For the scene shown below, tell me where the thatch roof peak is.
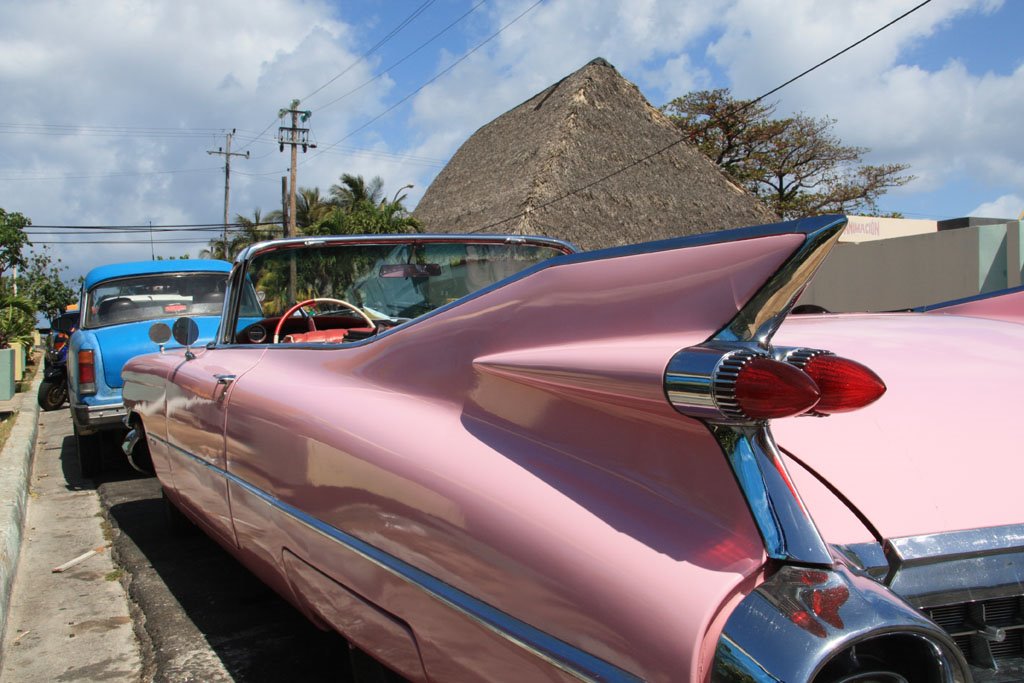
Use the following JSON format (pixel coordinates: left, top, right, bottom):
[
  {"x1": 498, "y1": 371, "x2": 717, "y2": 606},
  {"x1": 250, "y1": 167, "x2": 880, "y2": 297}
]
[
  {"x1": 414, "y1": 58, "x2": 776, "y2": 250},
  {"x1": 585, "y1": 56, "x2": 614, "y2": 69}
]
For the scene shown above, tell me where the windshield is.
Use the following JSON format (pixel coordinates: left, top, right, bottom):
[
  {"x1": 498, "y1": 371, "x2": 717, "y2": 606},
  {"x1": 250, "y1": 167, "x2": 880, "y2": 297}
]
[
  {"x1": 233, "y1": 240, "x2": 567, "y2": 341},
  {"x1": 84, "y1": 272, "x2": 228, "y2": 329}
]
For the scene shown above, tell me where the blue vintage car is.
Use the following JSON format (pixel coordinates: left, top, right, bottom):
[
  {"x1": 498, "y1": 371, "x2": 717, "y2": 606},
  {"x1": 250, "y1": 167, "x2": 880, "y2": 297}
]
[{"x1": 68, "y1": 259, "x2": 232, "y2": 476}]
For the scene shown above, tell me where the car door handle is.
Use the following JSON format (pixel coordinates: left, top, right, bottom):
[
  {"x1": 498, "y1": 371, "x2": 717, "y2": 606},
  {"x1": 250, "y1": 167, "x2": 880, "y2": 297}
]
[{"x1": 213, "y1": 374, "x2": 236, "y2": 403}]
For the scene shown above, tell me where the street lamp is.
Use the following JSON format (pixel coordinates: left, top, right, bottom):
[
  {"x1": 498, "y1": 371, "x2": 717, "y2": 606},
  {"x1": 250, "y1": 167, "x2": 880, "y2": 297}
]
[{"x1": 392, "y1": 184, "x2": 414, "y2": 205}]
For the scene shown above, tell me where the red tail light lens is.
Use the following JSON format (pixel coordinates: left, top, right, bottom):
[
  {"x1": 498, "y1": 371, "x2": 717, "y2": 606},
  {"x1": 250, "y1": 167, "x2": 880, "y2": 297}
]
[
  {"x1": 734, "y1": 358, "x2": 821, "y2": 419},
  {"x1": 802, "y1": 355, "x2": 886, "y2": 414},
  {"x1": 78, "y1": 349, "x2": 96, "y2": 395}
]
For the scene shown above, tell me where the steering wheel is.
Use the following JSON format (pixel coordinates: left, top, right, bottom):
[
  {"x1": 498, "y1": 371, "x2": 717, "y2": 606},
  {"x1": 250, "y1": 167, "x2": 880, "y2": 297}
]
[{"x1": 273, "y1": 298, "x2": 376, "y2": 343}]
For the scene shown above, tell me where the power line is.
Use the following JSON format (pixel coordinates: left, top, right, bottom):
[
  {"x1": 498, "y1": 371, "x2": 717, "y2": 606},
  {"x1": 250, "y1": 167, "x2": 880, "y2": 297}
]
[
  {"x1": 310, "y1": 0, "x2": 489, "y2": 114},
  {"x1": 231, "y1": 134, "x2": 448, "y2": 167},
  {"x1": 29, "y1": 238, "x2": 242, "y2": 245},
  {"x1": 0, "y1": 123, "x2": 227, "y2": 138},
  {"x1": 307, "y1": 0, "x2": 542, "y2": 164},
  {"x1": 466, "y1": 0, "x2": 935, "y2": 233},
  {"x1": 0, "y1": 167, "x2": 222, "y2": 181},
  {"x1": 301, "y1": 0, "x2": 437, "y2": 103},
  {"x1": 25, "y1": 222, "x2": 264, "y2": 229},
  {"x1": 236, "y1": 1, "x2": 440, "y2": 157},
  {"x1": 26, "y1": 228, "x2": 250, "y2": 235}
]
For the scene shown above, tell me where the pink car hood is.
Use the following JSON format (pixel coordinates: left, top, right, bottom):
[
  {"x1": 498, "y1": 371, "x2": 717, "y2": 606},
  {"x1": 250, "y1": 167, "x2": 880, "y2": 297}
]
[{"x1": 771, "y1": 311, "x2": 1024, "y2": 544}]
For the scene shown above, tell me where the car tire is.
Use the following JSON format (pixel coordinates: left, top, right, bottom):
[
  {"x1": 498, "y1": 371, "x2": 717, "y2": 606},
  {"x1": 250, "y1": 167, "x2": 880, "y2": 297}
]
[
  {"x1": 37, "y1": 380, "x2": 68, "y2": 411},
  {"x1": 76, "y1": 430, "x2": 103, "y2": 478}
]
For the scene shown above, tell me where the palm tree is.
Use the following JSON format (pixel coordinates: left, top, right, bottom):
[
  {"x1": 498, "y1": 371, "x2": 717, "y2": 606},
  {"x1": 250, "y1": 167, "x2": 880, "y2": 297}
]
[
  {"x1": 296, "y1": 188, "x2": 333, "y2": 229},
  {"x1": 329, "y1": 174, "x2": 384, "y2": 211},
  {"x1": 201, "y1": 208, "x2": 283, "y2": 261},
  {"x1": 199, "y1": 237, "x2": 232, "y2": 261},
  {"x1": 234, "y1": 208, "x2": 283, "y2": 249}
]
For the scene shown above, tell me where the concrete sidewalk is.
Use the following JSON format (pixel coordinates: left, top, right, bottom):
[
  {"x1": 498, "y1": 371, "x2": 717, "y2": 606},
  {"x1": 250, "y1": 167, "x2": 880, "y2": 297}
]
[
  {"x1": 0, "y1": 363, "x2": 43, "y2": 648},
  {"x1": 0, "y1": 365, "x2": 144, "y2": 681}
]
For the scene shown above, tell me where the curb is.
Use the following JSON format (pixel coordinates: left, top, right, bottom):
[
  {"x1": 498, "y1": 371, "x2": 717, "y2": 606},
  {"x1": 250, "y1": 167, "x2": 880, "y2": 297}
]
[{"x1": 0, "y1": 361, "x2": 44, "y2": 651}]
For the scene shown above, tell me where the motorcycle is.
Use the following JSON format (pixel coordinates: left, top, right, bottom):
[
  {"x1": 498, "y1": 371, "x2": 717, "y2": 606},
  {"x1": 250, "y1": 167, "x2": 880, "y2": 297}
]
[{"x1": 38, "y1": 311, "x2": 76, "y2": 412}]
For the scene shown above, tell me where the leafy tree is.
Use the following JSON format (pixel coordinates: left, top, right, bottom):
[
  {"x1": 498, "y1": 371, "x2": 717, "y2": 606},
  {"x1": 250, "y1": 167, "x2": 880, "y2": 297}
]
[
  {"x1": 20, "y1": 247, "x2": 76, "y2": 323},
  {"x1": 0, "y1": 208, "x2": 37, "y2": 347},
  {"x1": 662, "y1": 89, "x2": 913, "y2": 219},
  {"x1": 0, "y1": 208, "x2": 31, "y2": 276}
]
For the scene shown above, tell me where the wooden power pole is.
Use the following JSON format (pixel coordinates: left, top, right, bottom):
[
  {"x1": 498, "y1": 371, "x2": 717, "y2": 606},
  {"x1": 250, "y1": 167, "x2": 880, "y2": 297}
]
[
  {"x1": 207, "y1": 129, "x2": 249, "y2": 255},
  {"x1": 277, "y1": 100, "x2": 316, "y2": 238}
]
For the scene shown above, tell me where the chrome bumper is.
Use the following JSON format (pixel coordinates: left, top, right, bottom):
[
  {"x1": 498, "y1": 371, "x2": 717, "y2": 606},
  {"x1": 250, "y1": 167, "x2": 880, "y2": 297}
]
[
  {"x1": 72, "y1": 402, "x2": 127, "y2": 434},
  {"x1": 711, "y1": 561, "x2": 970, "y2": 682}
]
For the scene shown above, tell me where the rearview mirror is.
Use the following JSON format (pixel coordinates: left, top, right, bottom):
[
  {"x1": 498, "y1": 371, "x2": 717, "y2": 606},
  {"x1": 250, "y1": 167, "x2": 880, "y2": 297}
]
[{"x1": 379, "y1": 263, "x2": 442, "y2": 278}]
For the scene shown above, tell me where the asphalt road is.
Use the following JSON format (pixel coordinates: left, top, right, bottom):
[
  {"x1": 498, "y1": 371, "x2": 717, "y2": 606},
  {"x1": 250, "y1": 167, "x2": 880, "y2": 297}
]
[
  {"x1": 93, "y1": 437, "x2": 352, "y2": 683},
  {"x1": 5, "y1": 403, "x2": 361, "y2": 682}
]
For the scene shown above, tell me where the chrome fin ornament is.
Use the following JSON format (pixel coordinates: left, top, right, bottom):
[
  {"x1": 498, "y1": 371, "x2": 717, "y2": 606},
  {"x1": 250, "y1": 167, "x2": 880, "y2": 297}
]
[
  {"x1": 714, "y1": 214, "x2": 847, "y2": 347},
  {"x1": 665, "y1": 215, "x2": 847, "y2": 567}
]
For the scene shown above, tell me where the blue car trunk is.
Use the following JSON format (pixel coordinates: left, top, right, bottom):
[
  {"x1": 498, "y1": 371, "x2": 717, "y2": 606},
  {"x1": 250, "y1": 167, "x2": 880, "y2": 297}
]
[{"x1": 92, "y1": 317, "x2": 220, "y2": 389}]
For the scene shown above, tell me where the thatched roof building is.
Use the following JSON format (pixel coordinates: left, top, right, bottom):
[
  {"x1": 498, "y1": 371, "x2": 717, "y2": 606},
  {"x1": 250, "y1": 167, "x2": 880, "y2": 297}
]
[{"x1": 414, "y1": 58, "x2": 777, "y2": 250}]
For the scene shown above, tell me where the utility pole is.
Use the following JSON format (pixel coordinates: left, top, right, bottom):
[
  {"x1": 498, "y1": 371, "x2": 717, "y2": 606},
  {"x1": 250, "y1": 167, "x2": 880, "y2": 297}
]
[
  {"x1": 281, "y1": 176, "x2": 289, "y2": 234},
  {"x1": 277, "y1": 100, "x2": 316, "y2": 238},
  {"x1": 207, "y1": 129, "x2": 249, "y2": 255}
]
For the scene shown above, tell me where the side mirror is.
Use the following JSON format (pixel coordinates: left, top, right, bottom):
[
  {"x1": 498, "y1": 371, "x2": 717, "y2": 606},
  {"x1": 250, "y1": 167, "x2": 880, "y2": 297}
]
[
  {"x1": 172, "y1": 317, "x2": 200, "y2": 360},
  {"x1": 172, "y1": 317, "x2": 200, "y2": 346},
  {"x1": 149, "y1": 322, "x2": 172, "y2": 353}
]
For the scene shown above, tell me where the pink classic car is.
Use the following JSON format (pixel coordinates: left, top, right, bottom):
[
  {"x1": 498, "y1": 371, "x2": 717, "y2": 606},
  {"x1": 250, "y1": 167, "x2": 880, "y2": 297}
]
[{"x1": 121, "y1": 215, "x2": 1023, "y2": 682}]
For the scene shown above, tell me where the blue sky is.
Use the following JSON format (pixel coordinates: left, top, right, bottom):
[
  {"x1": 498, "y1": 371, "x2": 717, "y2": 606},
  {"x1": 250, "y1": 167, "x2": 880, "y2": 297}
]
[{"x1": 1, "y1": 0, "x2": 1022, "y2": 278}]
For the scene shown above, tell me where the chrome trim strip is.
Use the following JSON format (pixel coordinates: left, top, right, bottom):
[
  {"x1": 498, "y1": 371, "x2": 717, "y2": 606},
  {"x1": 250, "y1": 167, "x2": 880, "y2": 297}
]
[
  {"x1": 153, "y1": 435, "x2": 640, "y2": 683},
  {"x1": 712, "y1": 424, "x2": 832, "y2": 566}
]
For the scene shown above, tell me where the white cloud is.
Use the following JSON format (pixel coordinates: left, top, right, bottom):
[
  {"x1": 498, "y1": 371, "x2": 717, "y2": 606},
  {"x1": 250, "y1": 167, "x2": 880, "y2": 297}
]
[
  {"x1": 970, "y1": 194, "x2": 1024, "y2": 219},
  {"x1": 0, "y1": 0, "x2": 393, "y2": 275},
  {"x1": 699, "y1": 0, "x2": 1023, "y2": 208}
]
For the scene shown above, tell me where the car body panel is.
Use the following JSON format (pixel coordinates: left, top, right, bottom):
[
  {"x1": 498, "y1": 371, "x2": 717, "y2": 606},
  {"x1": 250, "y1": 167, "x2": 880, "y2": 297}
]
[{"x1": 773, "y1": 312, "x2": 1024, "y2": 542}]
